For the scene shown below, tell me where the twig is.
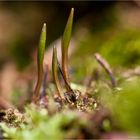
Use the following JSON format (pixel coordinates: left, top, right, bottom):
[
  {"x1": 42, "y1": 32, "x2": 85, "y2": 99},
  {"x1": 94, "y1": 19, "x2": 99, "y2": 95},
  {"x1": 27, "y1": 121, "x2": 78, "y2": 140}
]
[{"x1": 94, "y1": 53, "x2": 116, "y2": 87}]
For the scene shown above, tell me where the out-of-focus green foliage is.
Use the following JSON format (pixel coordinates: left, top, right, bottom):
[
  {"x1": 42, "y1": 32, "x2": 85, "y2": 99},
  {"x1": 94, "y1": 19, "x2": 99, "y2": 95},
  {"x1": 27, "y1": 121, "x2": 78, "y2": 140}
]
[
  {"x1": 71, "y1": 29, "x2": 140, "y2": 82},
  {"x1": 10, "y1": 38, "x2": 31, "y2": 70},
  {"x1": 1, "y1": 5, "x2": 140, "y2": 139},
  {"x1": 100, "y1": 77, "x2": 140, "y2": 135},
  {"x1": 101, "y1": 30, "x2": 140, "y2": 67},
  {"x1": 113, "y1": 78, "x2": 140, "y2": 135},
  {"x1": 1, "y1": 106, "x2": 87, "y2": 140}
]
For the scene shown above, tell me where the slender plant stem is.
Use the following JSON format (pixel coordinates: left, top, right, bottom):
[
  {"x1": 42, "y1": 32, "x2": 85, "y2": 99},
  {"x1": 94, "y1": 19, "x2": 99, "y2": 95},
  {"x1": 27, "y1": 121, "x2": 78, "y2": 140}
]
[
  {"x1": 94, "y1": 53, "x2": 117, "y2": 87},
  {"x1": 61, "y1": 8, "x2": 74, "y2": 86},
  {"x1": 33, "y1": 23, "x2": 46, "y2": 103},
  {"x1": 52, "y1": 46, "x2": 63, "y2": 99},
  {"x1": 40, "y1": 64, "x2": 48, "y2": 99},
  {"x1": 57, "y1": 61, "x2": 72, "y2": 91}
]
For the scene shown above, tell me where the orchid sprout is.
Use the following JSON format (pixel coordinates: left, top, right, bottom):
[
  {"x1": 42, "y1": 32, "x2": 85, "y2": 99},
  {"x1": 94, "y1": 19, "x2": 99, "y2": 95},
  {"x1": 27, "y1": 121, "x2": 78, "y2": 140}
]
[{"x1": 33, "y1": 23, "x2": 46, "y2": 103}]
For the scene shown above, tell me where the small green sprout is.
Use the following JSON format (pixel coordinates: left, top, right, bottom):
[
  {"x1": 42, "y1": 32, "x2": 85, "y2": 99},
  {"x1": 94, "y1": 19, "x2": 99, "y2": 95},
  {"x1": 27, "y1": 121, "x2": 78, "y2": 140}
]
[
  {"x1": 52, "y1": 8, "x2": 76, "y2": 103},
  {"x1": 52, "y1": 46, "x2": 76, "y2": 103},
  {"x1": 52, "y1": 46, "x2": 63, "y2": 99},
  {"x1": 61, "y1": 8, "x2": 74, "y2": 89},
  {"x1": 32, "y1": 23, "x2": 46, "y2": 103},
  {"x1": 61, "y1": 8, "x2": 77, "y2": 103}
]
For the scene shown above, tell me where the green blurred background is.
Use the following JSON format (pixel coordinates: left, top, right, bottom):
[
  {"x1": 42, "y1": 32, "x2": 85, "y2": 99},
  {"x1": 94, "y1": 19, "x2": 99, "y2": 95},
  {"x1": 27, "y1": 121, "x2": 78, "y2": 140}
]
[
  {"x1": 1, "y1": 1, "x2": 140, "y2": 137},
  {"x1": 0, "y1": 1, "x2": 140, "y2": 105},
  {"x1": 0, "y1": 1, "x2": 140, "y2": 70},
  {"x1": 0, "y1": 1, "x2": 112, "y2": 69}
]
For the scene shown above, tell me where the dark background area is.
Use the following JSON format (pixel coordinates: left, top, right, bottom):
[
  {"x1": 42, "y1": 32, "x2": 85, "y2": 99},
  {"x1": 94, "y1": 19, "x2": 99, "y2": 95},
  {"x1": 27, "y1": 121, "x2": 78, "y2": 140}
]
[{"x1": 0, "y1": 1, "x2": 116, "y2": 69}]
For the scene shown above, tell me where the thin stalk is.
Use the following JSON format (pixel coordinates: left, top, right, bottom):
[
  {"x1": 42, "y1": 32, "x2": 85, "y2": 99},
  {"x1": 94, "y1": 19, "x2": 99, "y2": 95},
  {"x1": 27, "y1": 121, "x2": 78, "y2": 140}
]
[
  {"x1": 32, "y1": 23, "x2": 46, "y2": 103},
  {"x1": 57, "y1": 61, "x2": 72, "y2": 91},
  {"x1": 40, "y1": 64, "x2": 48, "y2": 99},
  {"x1": 94, "y1": 53, "x2": 117, "y2": 87},
  {"x1": 57, "y1": 59, "x2": 76, "y2": 103},
  {"x1": 52, "y1": 46, "x2": 63, "y2": 99},
  {"x1": 61, "y1": 8, "x2": 74, "y2": 86}
]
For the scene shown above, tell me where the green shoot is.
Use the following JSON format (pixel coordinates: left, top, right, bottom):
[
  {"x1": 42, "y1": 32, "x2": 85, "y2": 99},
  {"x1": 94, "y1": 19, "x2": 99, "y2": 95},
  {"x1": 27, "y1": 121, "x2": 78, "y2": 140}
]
[
  {"x1": 32, "y1": 23, "x2": 46, "y2": 103},
  {"x1": 61, "y1": 8, "x2": 74, "y2": 89},
  {"x1": 52, "y1": 46, "x2": 63, "y2": 99}
]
